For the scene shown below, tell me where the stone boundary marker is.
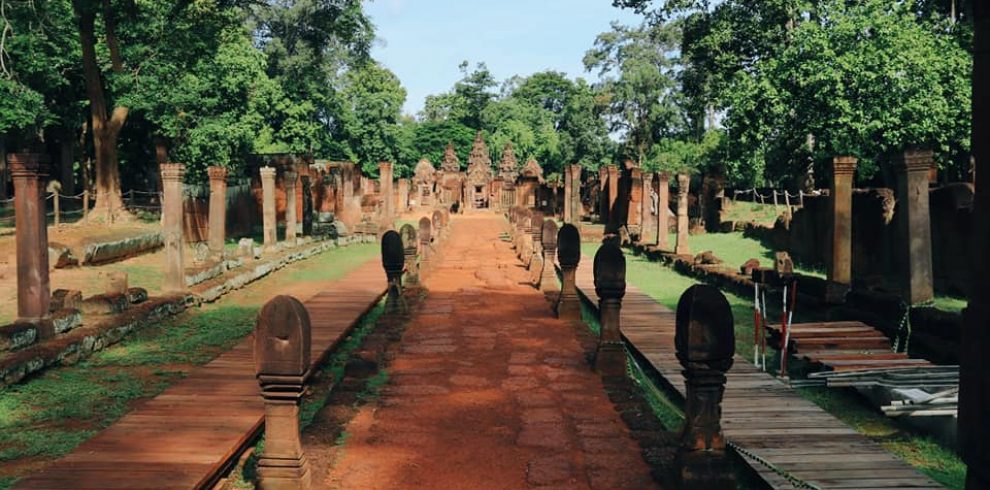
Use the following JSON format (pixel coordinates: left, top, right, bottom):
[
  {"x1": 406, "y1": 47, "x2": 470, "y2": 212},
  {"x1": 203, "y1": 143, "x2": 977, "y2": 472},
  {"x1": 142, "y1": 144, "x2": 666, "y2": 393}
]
[{"x1": 0, "y1": 234, "x2": 375, "y2": 387}]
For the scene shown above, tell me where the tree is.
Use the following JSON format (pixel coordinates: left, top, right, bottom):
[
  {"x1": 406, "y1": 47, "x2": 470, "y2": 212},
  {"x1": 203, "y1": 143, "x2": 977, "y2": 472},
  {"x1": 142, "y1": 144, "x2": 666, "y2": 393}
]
[
  {"x1": 338, "y1": 62, "x2": 407, "y2": 174},
  {"x1": 420, "y1": 61, "x2": 497, "y2": 130},
  {"x1": 584, "y1": 21, "x2": 685, "y2": 164}
]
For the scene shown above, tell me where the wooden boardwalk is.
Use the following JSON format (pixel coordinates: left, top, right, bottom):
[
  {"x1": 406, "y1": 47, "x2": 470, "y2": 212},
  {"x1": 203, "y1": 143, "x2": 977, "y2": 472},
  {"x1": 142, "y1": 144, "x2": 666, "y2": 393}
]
[
  {"x1": 574, "y1": 258, "x2": 943, "y2": 490},
  {"x1": 15, "y1": 259, "x2": 386, "y2": 490}
]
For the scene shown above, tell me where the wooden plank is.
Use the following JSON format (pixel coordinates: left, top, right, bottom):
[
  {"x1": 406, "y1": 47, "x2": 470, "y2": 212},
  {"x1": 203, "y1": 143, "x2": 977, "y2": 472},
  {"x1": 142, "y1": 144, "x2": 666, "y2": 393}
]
[
  {"x1": 14, "y1": 257, "x2": 385, "y2": 490},
  {"x1": 572, "y1": 254, "x2": 943, "y2": 490}
]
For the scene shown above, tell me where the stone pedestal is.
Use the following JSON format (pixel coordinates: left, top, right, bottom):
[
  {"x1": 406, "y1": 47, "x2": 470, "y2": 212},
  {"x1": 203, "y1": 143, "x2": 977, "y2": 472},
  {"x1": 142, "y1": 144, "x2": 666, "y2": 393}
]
[
  {"x1": 10, "y1": 153, "x2": 51, "y2": 322},
  {"x1": 254, "y1": 296, "x2": 312, "y2": 490},
  {"x1": 826, "y1": 157, "x2": 857, "y2": 303},
  {"x1": 285, "y1": 170, "x2": 298, "y2": 244},
  {"x1": 641, "y1": 172, "x2": 658, "y2": 245},
  {"x1": 896, "y1": 150, "x2": 935, "y2": 305},
  {"x1": 540, "y1": 220, "x2": 559, "y2": 293},
  {"x1": 555, "y1": 224, "x2": 582, "y2": 321},
  {"x1": 161, "y1": 163, "x2": 186, "y2": 294},
  {"x1": 381, "y1": 230, "x2": 405, "y2": 313},
  {"x1": 207, "y1": 166, "x2": 228, "y2": 255},
  {"x1": 674, "y1": 285, "x2": 736, "y2": 489},
  {"x1": 675, "y1": 174, "x2": 690, "y2": 256},
  {"x1": 260, "y1": 167, "x2": 277, "y2": 249},
  {"x1": 594, "y1": 242, "x2": 626, "y2": 377},
  {"x1": 658, "y1": 172, "x2": 670, "y2": 250}
]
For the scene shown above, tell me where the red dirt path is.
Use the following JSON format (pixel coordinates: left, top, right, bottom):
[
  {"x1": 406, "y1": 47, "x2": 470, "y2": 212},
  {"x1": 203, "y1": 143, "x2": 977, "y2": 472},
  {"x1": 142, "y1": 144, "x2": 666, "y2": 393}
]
[{"x1": 325, "y1": 213, "x2": 659, "y2": 489}]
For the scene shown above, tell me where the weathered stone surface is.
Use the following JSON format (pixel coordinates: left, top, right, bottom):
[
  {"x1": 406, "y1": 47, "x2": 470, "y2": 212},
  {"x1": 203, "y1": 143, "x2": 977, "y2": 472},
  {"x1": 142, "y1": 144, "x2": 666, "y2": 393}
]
[
  {"x1": 48, "y1": 243, "x2": 78, "y2": 269},
  {"x1": 126, "y1": 288, "x2": 149, "y2": 304},
  {"x1": 593, "y1": 241, "x2": 626, "y2": 376},
  {"x1": 675, "y1": 173, "x2": 690, "y2": 256},
  {"x1": 827, "y1": 156, "x2": 857, "y2": 303},
  {"x1": 51, "y1": 289, "x2": 83, "y2": 311},
  {"x1": 555, "y1": 224, "x2": 582, "y2": 321},
  {"x1": 80, "y1": 232, "x2": 164, "y2": 265},
  {"x1": 105, "y1": 271, "x2": 129, "y2": 295},
  {"x1": 80, "y1": 293, "x2": 131, "y2": 315},
  {"x1": 10, "y1": 153, "x2": 52, "y2": 322},
  {"x1": 740, "y1": 259, "x2": 761, "y2": 276},
  {"x1": 208, "y1": 166, "x2": 229, "y2": 254},
  {"x1": 161, "y1": 163, "x2": 187, "y2": 293}
]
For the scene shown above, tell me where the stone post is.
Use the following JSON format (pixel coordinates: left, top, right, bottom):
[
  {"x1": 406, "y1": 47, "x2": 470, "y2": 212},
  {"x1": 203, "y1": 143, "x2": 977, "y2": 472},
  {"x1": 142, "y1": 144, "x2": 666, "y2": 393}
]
[
  {"x1": 563, "y1": 165, "x2": 573, "y2": 224},
  {"x1": 555, "y1": 224, "x2": 582, "y2": 321},
  {"x1": 260, "y1": 167, "x2": 277, "y2": 249},
  {"x1": 674, "y1": 285, "x2": 736, "y2": 490},
  {"x1": 381, "y1": 230, "x2": 405, "y2": 313},
  {"x1": 960, "y1": 6, "x2": 990, "y2": 488},
  {"x1": 301, "y1": 175, "x2": 313, "y2": 236},
  {"x1": 826, "y1": 156, "x2": 857, "y2": 303},
  {"x1": 895, "y1": 150, "x2": 935, "y2": 304},
  {"x1": 607, "y1": 165, "x2": 620, "y2": 229},
  {"x1": 9, "y1": 153, "x2": 51, "y2": 322},
  {"x1": 594, "y1": 242, "x2": 626, "y2": 377},
  {"x1": 207, "y1": 166, "x2": 228, "y2": 255},
  {"x1": 418, "y1": 217, "x2": 432, "y2": 275},
  {"x1": 254, "y1": 295, "x2": 312, "y2": 490},
  {"x1": 540, "y1": 220, "x2": 559, "y2": 293},
  {"x1": 529, "y1": 211, "x2": 544, "y2": 269},
  {"x1": 379, "y1": 161, "x2": 394, "y2": 226},
  {"x1": 400, "y1": 224, "x2": 418, "y2": 285},
  {"x1": 569, "y1": 164, "x2": 582, "y2": 224},
  {"x1": 285, "y1": 169, "x2": 298, "y2": 244},
  {"x1": 161, "y1": 163, "x2": 186, "y2": 294},
  {"x1": 658, "y1": 172, "x2": 670, "y2": 250},
  {"x1": 628, "y1": 167, "x2": 643, "y2": 233},
  {"x1": 675, "y1": 173, "x2": 691, "y2": 256},
  {"x1": 641, "y1": 171, "x2": 658, "y2": 245},
  {"x1": 398, "y1": 178, "x2": 410, "y2": 214}
]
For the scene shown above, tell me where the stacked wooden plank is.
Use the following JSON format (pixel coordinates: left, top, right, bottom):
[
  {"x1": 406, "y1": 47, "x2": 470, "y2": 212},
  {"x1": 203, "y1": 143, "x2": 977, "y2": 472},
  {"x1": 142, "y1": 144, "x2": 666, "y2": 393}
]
[
  {"x1": 574, "y1": 259, "x2": 943, "y2": 490},
  {"x1": 765, "y1": 321, "x2": 936, "y2": 372}
]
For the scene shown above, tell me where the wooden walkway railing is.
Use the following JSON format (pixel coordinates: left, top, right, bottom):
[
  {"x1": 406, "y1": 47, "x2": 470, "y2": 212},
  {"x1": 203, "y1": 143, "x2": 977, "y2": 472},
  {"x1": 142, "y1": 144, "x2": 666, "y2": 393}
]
[
  {"x1": 574, "y1": 256, "x2": 944, "y2": 490},
  {"x1": 15, "y1": 259, "x2": 386, "y2": 490}
]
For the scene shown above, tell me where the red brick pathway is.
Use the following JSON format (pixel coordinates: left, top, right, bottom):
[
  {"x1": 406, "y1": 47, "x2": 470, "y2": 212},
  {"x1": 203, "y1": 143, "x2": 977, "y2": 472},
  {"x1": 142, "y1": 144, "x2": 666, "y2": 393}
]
[{"x1": 326, "y1": 214, "x2": 658, "y2": 489}]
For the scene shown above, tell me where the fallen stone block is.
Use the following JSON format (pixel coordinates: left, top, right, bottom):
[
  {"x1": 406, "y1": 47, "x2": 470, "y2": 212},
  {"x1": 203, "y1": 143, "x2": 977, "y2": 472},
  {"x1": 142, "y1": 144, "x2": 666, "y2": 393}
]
[
  {"x1": 126, "y1": 288, "x2": 149, "y2": 304},
  {"x1": 105, "y1": 271, "x2": 129, "y2": 295},
  {"x1": 51, "y1": 289, "x2": 83, "y2": 311},
  {"x1": 49, "y1": 243, "x2": 78, "y2": 269},
  {"x1": 80, "y1": 294, "x2": 130, "y2": 315}
]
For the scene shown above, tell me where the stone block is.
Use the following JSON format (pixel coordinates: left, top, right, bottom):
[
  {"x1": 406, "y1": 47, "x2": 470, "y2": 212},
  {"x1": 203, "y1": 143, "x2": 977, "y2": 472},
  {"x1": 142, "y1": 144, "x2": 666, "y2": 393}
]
[
  {"x1": 126, "y1": 288, "x2": 149, "y2": 304},
  {"x1": 80, "y1": 294, "x2": 130, "y2": 315},
  {"x1": 51, "y1": 289, "x2": 83, "y2": 311},
  {"x1": 105, "y1": 271, "x2": 129, "y2": 295}
]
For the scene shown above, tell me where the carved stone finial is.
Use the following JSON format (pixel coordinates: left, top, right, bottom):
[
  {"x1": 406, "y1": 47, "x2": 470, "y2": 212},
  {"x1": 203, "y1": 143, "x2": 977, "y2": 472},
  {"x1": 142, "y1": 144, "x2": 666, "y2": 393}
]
[{"x1": 593, "y1": 242, "x2": 626, "y2": 376}]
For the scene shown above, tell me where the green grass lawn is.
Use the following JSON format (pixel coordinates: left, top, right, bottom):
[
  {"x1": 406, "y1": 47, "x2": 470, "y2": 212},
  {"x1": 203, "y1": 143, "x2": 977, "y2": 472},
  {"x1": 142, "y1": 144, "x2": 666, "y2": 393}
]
[
  {"x1": 0, "y1": 243, "x2": 378, "y2": 488},
  {"x1": 581, "y1": 242, "x2": 966, "y2": 489},
  {"x1": 720, "y1": 201, "x2": 784, "y2": 226},
  {"x1": 682, "y1": 231, "x2": 825, "y2": 278}
]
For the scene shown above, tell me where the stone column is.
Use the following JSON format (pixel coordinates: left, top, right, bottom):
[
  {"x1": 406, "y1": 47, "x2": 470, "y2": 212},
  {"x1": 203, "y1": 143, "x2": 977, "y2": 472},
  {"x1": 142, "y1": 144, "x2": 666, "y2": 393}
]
[
  {"x1": 285, "y1": 169, "x2": 298, "y2": 244},
  {"x1": 960, "y1": 6, "x2": 990, "y2": 489},
  {"x1": 607, "y1": 164, "x2": 620, "y2": 226},
  {"x1": 675, "y1": 285, "x2": 736, "y2": 490},
  {"x1": 598, "y1": 166, "x2": 609, "y2": 222},
  {"x1": 161, "y1": 163, "x2": 186, "y2": 294},
  {"x1": 594, "y1": 242, "x2": 626, "y2": 377},
  {"x1": 207, "y1": 166, "x2": 228, "y2": 255},
  {"x1": 9, "y1": 153, "x2": 51, "y2": 322},
  {"x1": 675, "y1": 173, "x2": 691, "y2": 256},
  {"x1": 895, "y1": 150, "x2": 935, "y2": 305},
  {"x1": 540, "y1": 220, "x2": 559, "y2": 293},
  {"x1": 301, "y1": 175, "x2": 313, "y2": 236},
  {"x1": 563, "y1": 165, "x2": 573, "y2": 224},
  {"x1": 379, "y1": 162, "x2": 394, "y2": 226},
  {"x1": 255, "y1": 295, "x2": 312, "y2": 490},
  {"x1": 569, "y1": 164, "x2": 582, "y2": 224},
  {"x1": 628, "y1": 168, "x2": 644, "y2": 234},
  {"x1": 418, "y1": 217, "x2": 432, "y2": 275},
  {"x1": 826, "y1": 156, "x2": 857, "y2": 302},
  {"x1": 658, "y1": 172, "x2": 670, "y2": 250},
  {"x1": 400, "y1": 224, "x2": 418, "y2": 285},
  {"x1": 555, "y1": 224, "x2": 582, "y2": 321},
  {"x1": 260, "y1": 167, "x2": 277, "y2": 249},
  {"x1": 397, "y1": 178, "x2": 410, "y2": 214},
  {"x1": 641, "y1": 171, "x2": 658, "y2": 245}
]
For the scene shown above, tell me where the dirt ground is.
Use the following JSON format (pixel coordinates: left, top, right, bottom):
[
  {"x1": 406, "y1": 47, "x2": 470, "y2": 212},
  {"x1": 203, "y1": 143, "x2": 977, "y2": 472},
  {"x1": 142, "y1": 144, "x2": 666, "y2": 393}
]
[{"x1": 323, "y1": 213, "x2": 659, "y2": 489}]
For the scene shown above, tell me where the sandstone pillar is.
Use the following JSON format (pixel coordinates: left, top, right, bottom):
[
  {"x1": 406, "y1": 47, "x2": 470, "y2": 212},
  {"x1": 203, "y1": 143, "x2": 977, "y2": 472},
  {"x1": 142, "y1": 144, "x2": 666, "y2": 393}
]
[
  {"x1": 301, "y1": 175, "x2": 313, "y2": 236},
  {"x1": 161, "y1": 163, "x2": 186, "y2": 293},
  {"x1": 594, "y1": 242, "x2": 626, "y2": 377},
  {"x1": 555, "y1": 224, "x2": 582, "y2": 321},
  {"x1": 397, "y1": 178, "x2": 410, "y2": 214},
  {"x1": 960, "y1": 5, "x2": 990, "y2": 487},
  {"x1": 675, "y1": 173, "x2": 691, "y2": 256},
  {"x1": 400, "y1": 224, "x2": 418, "y2": 285},
  {"x1": 628, "y1": 168, "x2": 643, "y2": 234},
  {"x1": 260, "y1": 167, "x2": 277, "y2": 249},
  {"x1": 418, "y1": 217, "x2": 432, "y2": 275},
  {"x1": 563, "y1": 165, "x2": 573, "y2": 224},
  {"x1": 658, "y1": 172, "x2": 670, "y2": 250},
  {"x1": 379, "y1": 162, "x2": 394, "y2": 225},
  {"x1": 255, "y1": 296, "x2": 312, "y2": 490},
  {"x1": 285, "y1": 169, "x2": 298, "y2": 244},
  {"x1": 9, "y1": 153, "x2": 51, "y2": 322},
  {"x1": 607, "y1": 165, "x2": 620, "y2": 229},
  {"x1": 895, "y1": 150, "x2": 935, "y2": 304},
  {"x1": 569, "y1": 164, "x2": 582, "y2": 224},
  {"x1": 207, "y1": 166, "x2": 228, "y2": 255},
  {"x1": 641, "y1": 171, "x2": 658, "y2": 245},
  {"x1": 675, "y1": 285, "x2": 736, "y2": 490},
  {"x1": 598, "y1": 166, "x2": 609, "y2": 222},
  {"x1": 826, "y1": 157, "x2": 857, "y2": 302}
]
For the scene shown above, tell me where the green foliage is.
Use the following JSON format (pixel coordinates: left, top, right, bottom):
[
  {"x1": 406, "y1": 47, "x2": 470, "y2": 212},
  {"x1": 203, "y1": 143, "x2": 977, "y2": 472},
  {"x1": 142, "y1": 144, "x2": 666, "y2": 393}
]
[{"x1": 338, "y1": 62, "x2": 407, "y2": 174}]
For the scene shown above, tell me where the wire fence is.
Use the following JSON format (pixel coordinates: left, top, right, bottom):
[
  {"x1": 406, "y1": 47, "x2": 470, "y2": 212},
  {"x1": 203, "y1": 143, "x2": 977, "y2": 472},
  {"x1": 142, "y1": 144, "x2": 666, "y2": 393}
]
[
  {"x1": 730, "y1": 188, "x2": 826, "y2": 212},
  {"x1": 0, "y1": 188, "x2": 164, "y2": 228}
]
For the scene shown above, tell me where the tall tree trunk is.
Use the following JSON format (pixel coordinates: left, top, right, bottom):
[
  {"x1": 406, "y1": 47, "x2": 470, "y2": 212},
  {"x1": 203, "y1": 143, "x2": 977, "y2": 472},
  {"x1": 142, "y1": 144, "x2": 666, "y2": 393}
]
[
  {"x1": 58, "y1": 129, "x2": 75, "y2": 196},
  {"x1": 74, "y1": 0, "x2": 128, "y2": 222}
]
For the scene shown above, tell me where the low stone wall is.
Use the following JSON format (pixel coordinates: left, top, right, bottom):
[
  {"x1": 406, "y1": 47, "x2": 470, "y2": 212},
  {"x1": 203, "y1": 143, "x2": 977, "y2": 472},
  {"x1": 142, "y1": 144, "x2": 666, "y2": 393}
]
[
  {"x1": 78, "y1": 231, "x2": 165, "y2": 266},
  {"x1": 0, "y1": 234, "x2": 375, "y2": 387}
]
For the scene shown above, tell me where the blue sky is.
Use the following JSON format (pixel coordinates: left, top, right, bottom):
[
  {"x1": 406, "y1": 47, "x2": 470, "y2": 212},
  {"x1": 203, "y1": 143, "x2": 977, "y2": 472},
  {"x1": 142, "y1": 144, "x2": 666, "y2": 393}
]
[{"x1": 364, "y1": 0, "x2": 644, "y2": 116}]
